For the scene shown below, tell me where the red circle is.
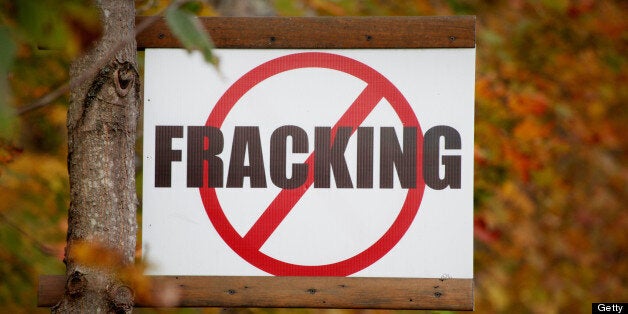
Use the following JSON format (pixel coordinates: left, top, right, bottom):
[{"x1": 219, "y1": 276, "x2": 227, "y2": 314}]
[{"x1": 200, "y1": 52, "x2": 425, "y2": 276}]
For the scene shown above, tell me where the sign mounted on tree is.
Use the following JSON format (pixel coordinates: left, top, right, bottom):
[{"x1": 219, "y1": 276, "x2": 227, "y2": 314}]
[{"x1": 141, "y1": 16, "x2": 475, "y2": 310}]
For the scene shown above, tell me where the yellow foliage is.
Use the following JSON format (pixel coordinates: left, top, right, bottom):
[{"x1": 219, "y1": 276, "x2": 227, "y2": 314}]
[
  {"x1": 0, "y1": 152, "x2": 68, "y2": 213},
  {"x1": 69, "y1": 241, "x2": 162, "y2": 306},
  {"x1": 136, "y1": 0, "x2": 219, "y2": 16}
]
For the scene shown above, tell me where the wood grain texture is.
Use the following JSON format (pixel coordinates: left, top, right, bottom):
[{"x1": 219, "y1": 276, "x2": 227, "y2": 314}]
[
  {"x1": 40, "y1": 275, "x2": 473, "y2": 310},
  {"x1": 136, "y1": 16, "x2": 475, "y2": 49}
]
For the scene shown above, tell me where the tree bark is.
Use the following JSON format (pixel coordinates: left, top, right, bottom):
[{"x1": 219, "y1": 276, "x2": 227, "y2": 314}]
[{"x1": 53, "y1": 0, "x2": 139, "y2": 313}]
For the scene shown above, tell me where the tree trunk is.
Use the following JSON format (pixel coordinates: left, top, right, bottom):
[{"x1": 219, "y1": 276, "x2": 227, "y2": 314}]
[{"x1": 53, "y1": 0, "x2": 139, "y2": 313}]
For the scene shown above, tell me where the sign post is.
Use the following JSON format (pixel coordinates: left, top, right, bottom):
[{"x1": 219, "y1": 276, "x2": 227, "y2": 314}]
[{"x1": 39, "y1": 16, "x2": 476, "y2": 310}]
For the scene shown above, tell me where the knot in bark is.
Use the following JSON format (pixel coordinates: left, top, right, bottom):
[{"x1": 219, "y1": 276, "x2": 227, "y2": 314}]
[
  {"x1": 109, "y1": 284, "x2": 134, "y2": 313},
  {"x1": 114, "y1": 62, "x2": 136, "y2": 97},
  {"x1": 66, "y1": 271, "x2": 87, "y2": 298}
]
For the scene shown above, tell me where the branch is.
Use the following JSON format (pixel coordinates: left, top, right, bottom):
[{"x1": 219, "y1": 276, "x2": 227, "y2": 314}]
[
  {"x1": 0, "y1": 211, "x2": 60, "y2": 257},
  {"x1": 16, "y1": 13, "x2": 165, "y2": 116}
]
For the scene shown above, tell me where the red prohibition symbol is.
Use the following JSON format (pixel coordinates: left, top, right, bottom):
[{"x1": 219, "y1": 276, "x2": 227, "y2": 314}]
[{"x1": 200, "y1": 52, "x2": 425, "y2": 276}]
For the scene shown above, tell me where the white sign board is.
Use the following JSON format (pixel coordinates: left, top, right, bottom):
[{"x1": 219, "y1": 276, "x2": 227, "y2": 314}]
[{"x1": 142, "y1": 48, "x2": 474, "y2": 278}]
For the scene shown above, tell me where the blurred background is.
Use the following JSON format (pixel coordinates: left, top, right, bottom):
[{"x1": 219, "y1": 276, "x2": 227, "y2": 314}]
[{"x1": 0, "y1": 0, "x2": 626, "y2": 313}]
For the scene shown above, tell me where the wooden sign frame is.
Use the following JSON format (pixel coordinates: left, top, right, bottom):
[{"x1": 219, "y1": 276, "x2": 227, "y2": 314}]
[{"x1": 39, "y1": 16, "x2": 474, "y2": 310}]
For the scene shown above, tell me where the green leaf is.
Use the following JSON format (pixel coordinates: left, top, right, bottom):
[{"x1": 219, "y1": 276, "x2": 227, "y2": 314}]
[
  {"x1": 16, "y1": 0, "x2": 69, "y2": 50},
  {"x1": 0, "y1": 28, "x2": 16, "y2": 74},
  {"x1": 165, "y1": 6, "x2": 219, "y2": 68},
  {"x1": 179, "y1": 1, "x2": 203, "y2": 14},
  {"x1": 0, "y1": 26, "x2": 18, "y2": 141}
]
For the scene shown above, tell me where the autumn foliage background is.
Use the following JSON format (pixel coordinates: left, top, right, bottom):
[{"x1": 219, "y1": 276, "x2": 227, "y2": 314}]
[{"x1": 0, "y1": 0, "x2": 626, "y2": 313}]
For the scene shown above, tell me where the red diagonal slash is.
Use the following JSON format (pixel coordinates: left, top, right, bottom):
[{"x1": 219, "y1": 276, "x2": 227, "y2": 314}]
[
  {"x1": 243, "y1": 84, "x2": 383, "y2": 250},
  {"x1": 200, "y1": 52, "x2": 424, "y2": 276}
]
